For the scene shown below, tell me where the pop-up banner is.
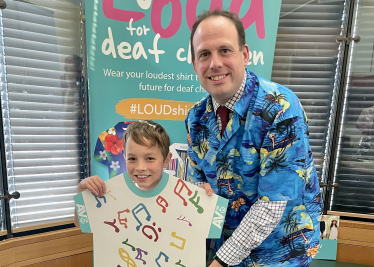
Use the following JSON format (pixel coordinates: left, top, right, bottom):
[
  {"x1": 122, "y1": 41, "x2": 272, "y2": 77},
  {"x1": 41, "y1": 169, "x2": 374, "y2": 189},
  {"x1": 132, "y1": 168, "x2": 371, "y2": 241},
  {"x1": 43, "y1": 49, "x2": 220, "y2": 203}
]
[{"x1": 85, "y1": 0, "x2": 282, "y2": 179}]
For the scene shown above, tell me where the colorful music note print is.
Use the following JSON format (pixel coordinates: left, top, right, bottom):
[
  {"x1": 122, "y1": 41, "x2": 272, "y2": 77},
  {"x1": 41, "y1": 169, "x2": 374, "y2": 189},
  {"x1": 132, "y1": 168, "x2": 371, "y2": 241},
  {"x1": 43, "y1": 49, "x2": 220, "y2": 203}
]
[
  {"x1": 177, "y1": 215, "x2": 192, "y2": 226},
  {"x1": 155, "y1": 252, "x2": 169, "y2": 267},
  {"x1": 92, "y1": 192, "x2": 107, "y2": 208},
  {"x1": 122, "y1": 238, "x2": 136, "y2": 251},
  {"x1": 189, "y1": 190, "x2": 204, "y2": 214},
  {"x1": 118, "y1": 209, "x2": 130, "y2": 228},
  {"x1": 107, "y1": 190, "x2": 117, "y2": 200},
  {"x1": 132, "y1": 203, "x2": 151, "y2": 231},
  {"x1": 104, "y1": 219, "x2": 120, "y2": 233},
  {"x1": 173, "y1": 179, "x2": 192, "y2": 206},
  {"x1": 156, "y1": 195, "x2": 168, "y2": 213},
  {"x1": 142, "y1": 222, "x2": 162, "y2": 242},
  {"x1": 118, "y1": 248, "x2": 137, "y2": 267},
  {"x1": 170, "y1": 232, "x2": 186, "y2": 250}
]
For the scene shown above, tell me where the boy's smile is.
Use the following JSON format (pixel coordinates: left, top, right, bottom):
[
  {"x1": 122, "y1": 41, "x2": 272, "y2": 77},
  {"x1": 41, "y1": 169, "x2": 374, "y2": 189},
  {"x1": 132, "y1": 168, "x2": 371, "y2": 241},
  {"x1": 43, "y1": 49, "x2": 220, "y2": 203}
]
[{"x1": 125, "y1": 137, "x2": 171, "y2": 190}]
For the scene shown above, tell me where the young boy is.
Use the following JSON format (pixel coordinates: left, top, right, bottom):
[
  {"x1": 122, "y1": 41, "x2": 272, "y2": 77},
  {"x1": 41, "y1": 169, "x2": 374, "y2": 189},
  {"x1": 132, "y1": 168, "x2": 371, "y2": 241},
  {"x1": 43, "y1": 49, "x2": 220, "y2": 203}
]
[
  {"x1": 74, "y1": 120, "x2": 227, "y2": 267},
  {"x1": 74, "y1": 120, "x2": 172, "y2": 227}
]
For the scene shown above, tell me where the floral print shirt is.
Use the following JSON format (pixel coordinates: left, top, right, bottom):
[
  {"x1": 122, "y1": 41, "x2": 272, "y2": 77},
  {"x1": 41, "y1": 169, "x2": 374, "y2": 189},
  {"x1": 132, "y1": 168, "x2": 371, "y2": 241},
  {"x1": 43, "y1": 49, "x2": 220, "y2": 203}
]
[{"x1": 185, "y1": 69, "x2": 322, "y2": 266}]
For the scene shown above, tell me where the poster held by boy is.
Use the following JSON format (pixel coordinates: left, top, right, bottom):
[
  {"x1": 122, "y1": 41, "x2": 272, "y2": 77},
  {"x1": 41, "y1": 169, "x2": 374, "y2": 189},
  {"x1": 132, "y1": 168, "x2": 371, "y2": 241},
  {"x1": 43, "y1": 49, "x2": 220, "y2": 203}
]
[{"x1": 74, "y1": 120, "x2": 228, "y2": 266}]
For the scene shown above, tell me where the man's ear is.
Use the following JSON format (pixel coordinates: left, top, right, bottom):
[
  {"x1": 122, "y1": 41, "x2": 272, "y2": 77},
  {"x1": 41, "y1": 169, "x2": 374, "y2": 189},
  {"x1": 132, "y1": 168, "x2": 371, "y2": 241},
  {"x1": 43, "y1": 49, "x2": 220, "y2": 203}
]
[
  {"x1": 163, "y1": 152, "x2": 172, "y2": 168},
  {"x1": 242, "y1": 44, "x2": 250, "y2": 66}
]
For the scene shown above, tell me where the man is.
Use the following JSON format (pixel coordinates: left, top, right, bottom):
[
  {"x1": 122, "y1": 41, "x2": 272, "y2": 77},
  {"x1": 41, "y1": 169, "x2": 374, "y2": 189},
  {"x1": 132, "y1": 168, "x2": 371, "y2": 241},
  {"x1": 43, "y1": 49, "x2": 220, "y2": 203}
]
[{"x1": 185, "y1": 10, "x2": 322, "y2": 267}]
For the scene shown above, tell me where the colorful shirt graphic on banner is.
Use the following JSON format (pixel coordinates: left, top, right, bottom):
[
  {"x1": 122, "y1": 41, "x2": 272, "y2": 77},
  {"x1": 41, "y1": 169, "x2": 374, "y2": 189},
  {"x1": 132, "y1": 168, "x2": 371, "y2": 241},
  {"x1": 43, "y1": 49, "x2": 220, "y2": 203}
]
[
  {"x1": 94, "y1": 121, "x2": 135, "y2": 178},
  {"x1": 74, "y1": 172, "x2": 229, "y2": 266}
]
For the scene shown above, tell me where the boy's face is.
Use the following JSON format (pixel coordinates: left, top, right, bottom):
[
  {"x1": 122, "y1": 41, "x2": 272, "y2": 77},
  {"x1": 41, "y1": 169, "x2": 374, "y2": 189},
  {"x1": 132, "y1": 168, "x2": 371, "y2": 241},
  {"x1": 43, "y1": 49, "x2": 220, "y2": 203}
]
[{"x1": 125, "y1": 137, "x2": 171, "y2": 190}]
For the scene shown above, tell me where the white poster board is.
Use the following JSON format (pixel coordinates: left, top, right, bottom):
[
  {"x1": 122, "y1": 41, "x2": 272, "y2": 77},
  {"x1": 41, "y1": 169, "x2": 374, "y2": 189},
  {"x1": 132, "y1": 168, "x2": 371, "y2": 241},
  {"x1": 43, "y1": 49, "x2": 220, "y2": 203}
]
[{"x1": 75, "y1": 172, "x2": 228, "y2": 266}]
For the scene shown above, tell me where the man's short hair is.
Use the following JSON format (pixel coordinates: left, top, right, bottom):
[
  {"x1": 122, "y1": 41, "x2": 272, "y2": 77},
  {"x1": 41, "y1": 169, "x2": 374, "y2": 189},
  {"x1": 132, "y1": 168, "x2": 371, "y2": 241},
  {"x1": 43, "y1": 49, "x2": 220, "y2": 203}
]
[
  {"x1": 190, "y1": 9, "x2": 246, "y2": 60},
  {"x1": 122, "y1": 120, "x2": 170, "y2": 159}
]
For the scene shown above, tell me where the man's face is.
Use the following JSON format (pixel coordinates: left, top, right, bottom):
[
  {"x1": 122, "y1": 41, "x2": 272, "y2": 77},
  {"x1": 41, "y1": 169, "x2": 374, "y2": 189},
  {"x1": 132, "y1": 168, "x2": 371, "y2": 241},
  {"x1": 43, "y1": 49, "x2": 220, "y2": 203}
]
[{"x1": 192, "y1": 16, "x2": 249, "y2": 105}]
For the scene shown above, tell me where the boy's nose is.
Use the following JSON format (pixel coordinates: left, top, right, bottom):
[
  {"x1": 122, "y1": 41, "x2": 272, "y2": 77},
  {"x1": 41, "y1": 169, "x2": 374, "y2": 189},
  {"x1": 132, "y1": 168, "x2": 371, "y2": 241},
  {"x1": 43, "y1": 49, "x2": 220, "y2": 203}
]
[{"x1": 135, "y1": 160, "x2": 146, "y2": 171}]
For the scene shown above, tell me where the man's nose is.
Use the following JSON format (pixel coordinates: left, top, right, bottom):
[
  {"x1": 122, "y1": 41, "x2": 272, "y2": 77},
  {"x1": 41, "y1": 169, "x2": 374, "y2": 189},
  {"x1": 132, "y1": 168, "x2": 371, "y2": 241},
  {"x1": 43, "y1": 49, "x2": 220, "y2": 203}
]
[{"x1": 210, "y1": 52, "x2": 222, "y2": 69}]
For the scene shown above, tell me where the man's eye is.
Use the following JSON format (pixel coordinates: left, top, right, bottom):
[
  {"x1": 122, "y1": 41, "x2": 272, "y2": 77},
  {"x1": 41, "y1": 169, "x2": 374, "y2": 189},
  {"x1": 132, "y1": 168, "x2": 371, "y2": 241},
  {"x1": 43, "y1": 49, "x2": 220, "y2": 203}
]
[
  {"x1": 199, "y1": 52, "x2": 208, "y2": 59},
  {"x1": 221, "y1": 49, "x2": 230, "y2": 53}
]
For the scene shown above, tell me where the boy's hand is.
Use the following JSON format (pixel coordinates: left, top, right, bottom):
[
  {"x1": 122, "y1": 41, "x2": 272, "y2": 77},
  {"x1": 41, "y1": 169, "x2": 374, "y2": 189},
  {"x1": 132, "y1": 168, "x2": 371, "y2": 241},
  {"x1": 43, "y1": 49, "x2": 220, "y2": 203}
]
[
  {"x1": 78, "y1": 175, "x2": 106, "y2": 197},
  {"x1": 199, "y1": 182, "x2": 214, "y2": 196}
]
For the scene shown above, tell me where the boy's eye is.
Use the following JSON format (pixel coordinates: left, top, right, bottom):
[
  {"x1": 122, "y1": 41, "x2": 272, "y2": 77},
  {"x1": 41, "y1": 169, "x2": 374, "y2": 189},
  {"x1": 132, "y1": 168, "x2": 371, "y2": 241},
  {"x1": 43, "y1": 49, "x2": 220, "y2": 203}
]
[
  {"x1": 147, "y1": 157, "x2": 155, "y2": 160},
  {"x1": 128, "y1": 157, "x2": 135, "y2": 161}
]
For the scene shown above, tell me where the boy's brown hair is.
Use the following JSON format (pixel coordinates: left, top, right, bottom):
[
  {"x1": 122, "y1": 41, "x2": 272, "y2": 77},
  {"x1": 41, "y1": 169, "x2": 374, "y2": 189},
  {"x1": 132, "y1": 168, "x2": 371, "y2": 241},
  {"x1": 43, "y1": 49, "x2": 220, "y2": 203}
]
[{"x1": 122, "y1": 120, "x2": 170, "y2": 159}]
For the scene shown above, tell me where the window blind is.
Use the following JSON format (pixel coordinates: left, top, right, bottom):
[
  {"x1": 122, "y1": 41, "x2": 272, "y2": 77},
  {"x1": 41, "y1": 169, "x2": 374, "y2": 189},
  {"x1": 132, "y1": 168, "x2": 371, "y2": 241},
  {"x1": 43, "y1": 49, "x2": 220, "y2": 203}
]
[
  {"x1": 0, "y1": 0, "x2": 87, "y2": 229},
  {"x1": 271, "y1": 0, "x2": 346, "y2": 182},
  {"x1": 0, "y1": 169, "x2": 4, "y2": 231},
  {"x1": 330, "y1": 0, "x2": 374, "y2": 215}
]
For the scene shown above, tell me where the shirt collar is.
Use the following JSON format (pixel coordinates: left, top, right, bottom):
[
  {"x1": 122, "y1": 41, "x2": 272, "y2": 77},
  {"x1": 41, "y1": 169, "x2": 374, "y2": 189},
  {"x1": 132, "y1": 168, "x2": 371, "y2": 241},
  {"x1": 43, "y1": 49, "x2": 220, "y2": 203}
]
[{"x1": 212, "y1": 71, "x2": 247, "y2": 114}]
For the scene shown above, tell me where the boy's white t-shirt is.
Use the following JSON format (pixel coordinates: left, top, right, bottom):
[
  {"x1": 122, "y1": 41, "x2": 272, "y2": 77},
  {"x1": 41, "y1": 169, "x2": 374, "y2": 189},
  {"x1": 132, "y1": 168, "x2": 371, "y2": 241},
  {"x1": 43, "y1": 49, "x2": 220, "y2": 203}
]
[{"x1": 74, "y1": 172, "x2": 228, "y2": 267}]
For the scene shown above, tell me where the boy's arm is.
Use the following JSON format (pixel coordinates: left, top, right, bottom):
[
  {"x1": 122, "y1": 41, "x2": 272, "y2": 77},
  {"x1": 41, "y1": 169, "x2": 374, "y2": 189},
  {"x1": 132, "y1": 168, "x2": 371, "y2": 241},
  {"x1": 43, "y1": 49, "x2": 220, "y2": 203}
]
[
  {"x1": 74, "y1": 209, "x2": 80, "y2": 227},
  {"x1": 74, "y1": 175, "x2": 106, "y2": 228}
]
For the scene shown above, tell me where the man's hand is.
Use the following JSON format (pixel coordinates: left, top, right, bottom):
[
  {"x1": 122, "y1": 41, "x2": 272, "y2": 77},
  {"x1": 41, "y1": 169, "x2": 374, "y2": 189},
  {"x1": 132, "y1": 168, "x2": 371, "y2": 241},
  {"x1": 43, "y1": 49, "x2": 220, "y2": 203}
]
[
  {"x1": 209, "y1": 260, "x2": 224, "y2": 267},
  {"x1": 198, "y1": 182, "x2": 214, "y2": 196},
  {"x1": 78, "y1": 175, "x2": 106, "y2": 197}
]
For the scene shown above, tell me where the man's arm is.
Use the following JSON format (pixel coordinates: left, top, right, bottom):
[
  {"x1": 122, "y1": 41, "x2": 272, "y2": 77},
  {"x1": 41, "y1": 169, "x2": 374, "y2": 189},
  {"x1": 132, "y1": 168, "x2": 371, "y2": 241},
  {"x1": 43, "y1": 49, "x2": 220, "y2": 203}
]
[
  {"x1": 213, "y1": 199, "x2": 287, "y2": 266},
  {"x1": 213, "y1": 105, "x2": 313, "y2": 265}
]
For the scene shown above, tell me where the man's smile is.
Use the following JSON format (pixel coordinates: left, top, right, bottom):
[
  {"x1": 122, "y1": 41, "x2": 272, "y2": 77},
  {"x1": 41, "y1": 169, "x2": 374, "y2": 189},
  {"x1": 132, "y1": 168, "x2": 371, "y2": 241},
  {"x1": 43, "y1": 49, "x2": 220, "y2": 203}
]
[{"x1": 210, "y1": 74, "x2": 228, "y2": 81}]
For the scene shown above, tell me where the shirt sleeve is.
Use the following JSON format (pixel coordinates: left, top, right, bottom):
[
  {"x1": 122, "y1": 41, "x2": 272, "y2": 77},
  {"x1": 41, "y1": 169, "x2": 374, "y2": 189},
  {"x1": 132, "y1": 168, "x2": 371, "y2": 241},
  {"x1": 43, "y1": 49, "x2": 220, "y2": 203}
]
[
  {"x1": 185, "y1": 114, "x2": 208, "y2": 184},
  {"x1": 258, "y1": 99, "x2": 312, "y2": 202},
  {"x1": 215, "y1": 199, "x2": 287, "y2": 265}
]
